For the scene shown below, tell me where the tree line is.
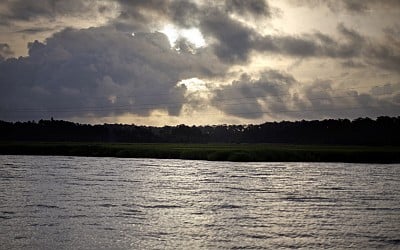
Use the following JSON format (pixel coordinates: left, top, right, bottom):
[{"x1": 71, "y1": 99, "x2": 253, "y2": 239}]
[{"x1": 1, "y1": 116, "x2": 399, "y2": 145}]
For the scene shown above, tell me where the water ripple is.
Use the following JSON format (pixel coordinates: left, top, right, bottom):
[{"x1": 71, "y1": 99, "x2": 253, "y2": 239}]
[{"x1": 0, "y1": 155, "x2": 399, "y2": 249}]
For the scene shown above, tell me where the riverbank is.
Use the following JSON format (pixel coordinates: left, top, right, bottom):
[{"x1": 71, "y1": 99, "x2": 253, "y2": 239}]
[{"x1": 1, "y1": 142, "x2": 399, "y2": 163}]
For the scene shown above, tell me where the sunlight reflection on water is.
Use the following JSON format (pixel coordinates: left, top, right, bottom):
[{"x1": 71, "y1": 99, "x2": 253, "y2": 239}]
[{"x1": 0, "y1": 155, "x2": 399, "y2": 249}]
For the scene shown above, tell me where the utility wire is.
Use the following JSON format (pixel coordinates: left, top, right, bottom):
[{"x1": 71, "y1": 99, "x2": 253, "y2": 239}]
[
  {"x1": 4, "y1": 90, "x2": 389, "y2": 113},
  {"x1": 4, "y1": 83, "x2": 382, "y2": 112},
  {"x1": 1, "y1": 105, "x2": 397, "y2": 120}
]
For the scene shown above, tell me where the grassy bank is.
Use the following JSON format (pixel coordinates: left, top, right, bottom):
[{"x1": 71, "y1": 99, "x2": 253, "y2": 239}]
[{"x1": 0, "y1": 142, "x2": 399, "y2": 163}]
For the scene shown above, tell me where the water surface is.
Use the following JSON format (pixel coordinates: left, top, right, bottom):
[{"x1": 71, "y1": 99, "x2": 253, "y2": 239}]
[{"x1": 0, "y1": 155, "x2": 399, "y2": 249}]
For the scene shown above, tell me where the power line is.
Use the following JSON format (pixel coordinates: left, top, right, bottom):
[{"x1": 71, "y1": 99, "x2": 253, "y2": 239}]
[
  {"x1": 4, "y1": 82, "x2": 385, "y2": 112},
  {"x1": 1, "y1": 105, "x2": 398, "y2": 120},
  {"x1": 3, "y1": 90, "x2": 390, "y2": 113},
  {"x1": 1, "y1": 83, "x2": 398, "y2": 121}
]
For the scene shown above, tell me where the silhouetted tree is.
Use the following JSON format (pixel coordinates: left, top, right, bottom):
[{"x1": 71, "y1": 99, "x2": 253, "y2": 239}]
[{"x1": 0, "y1": 116, "x2": 399, "y2": 145}]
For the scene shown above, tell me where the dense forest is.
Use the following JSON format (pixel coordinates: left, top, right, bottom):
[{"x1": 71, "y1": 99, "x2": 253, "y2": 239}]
[{"x1": 1, "y1": 117, "x2": 400, "y2": 145}]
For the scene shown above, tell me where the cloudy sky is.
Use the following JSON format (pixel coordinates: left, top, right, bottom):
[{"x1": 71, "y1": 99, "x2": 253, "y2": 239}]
[{"x1": 0, "y1": 0, "x2": 399, "y2": 125}]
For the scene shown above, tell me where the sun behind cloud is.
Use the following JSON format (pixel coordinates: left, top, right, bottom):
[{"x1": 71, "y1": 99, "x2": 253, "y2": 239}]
[{"x1": 160, "y1": 24, "x2": 206, "y2": 48}]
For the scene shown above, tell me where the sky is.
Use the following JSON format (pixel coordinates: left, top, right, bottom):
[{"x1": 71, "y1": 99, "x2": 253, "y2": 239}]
[{"x1": 0, "y1": 0, "x2": 399, "y2": 126}]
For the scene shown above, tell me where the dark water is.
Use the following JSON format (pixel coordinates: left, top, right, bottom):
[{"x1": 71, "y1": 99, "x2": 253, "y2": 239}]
[{"x1": 0, "y1": 155, "x2": 399, "y2": 249}]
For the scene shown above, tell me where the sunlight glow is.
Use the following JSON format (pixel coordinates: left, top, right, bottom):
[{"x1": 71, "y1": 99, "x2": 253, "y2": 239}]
[
  {"x1": 160, "y1": 25, "x2": 179, "y2": 46},
  {"x1": 181, "y1": 28, "x2": 206, "y2": 47},
  {"x1": 177, "y1": 78, "x2": 208, "y2": 92},
  {"x1": 160, "y1": 24, "x2": 206, "y2": 48}
]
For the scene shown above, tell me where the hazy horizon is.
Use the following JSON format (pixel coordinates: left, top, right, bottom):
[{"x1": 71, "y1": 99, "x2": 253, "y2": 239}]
[{"x1": 1, "y1": 115, "x2": 398, "y2": 127}]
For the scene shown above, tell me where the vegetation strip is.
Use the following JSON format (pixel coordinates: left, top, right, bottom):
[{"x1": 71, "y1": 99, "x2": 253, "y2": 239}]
[
  {"x1": 1, "y1": 117, "x2": 400, "y2": 145},
  {"x1": 0, "y1": 142, "x2": 399, "y2": 163}
]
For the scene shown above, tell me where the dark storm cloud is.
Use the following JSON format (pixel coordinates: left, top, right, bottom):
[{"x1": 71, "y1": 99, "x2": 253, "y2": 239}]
[
  {"x1": 0, "y1": 26, "x2": 226, "y2": 120},
  {"x1": 111, "y1": 0, "x2": 268, "y2": 64},
  {"x1": 365, "y1": 43, "x2": 400, "y2": 72},
  {"x1": 169, "y1": 0, "x2": 201, "y2": 28},
  {"x1": 111, "y1": 0, "x2": 271, "y2": 64},
  {"x1": 0, "y1": 0, "x2": 99, "y2": 21},
  {"x1": 225, "y1": 0, "x2": 270, "y2": 17},
  {"x1": 196, "y1": 17, "x2": 383, "y2": 66},
  {"x1": 252, "y1": 24, "x2": 399, "y2": 72},
  {"x1": 211, "y1": 70, "x2": 296, "y2": 119},
  {"x1": 367, "y1": 25, "x2": 400, "y2": 71},
  {"x1": 3, "y1": 0, "x2": 395, "y2": 71},
  {"x1": 211, "y1": 71, "x2": 400, "y2": 120},
  {"x1": 0, "y1": 0, "x2": 398, "y2": 123},
  {"x1": 325, "y1": 24, "x2": 364, "y2": 58},
  {"x1": 261, "y1": 24, "x2": 365, "y2": 58},
  {"x1": 113, "y1": 0, "x2": 270, "y2": 30},
  {"x1": 200, "y1": 12, "x2": 257, "y2": 63},
  {"x1": 0, "y1": 0, "x2": 186, "y2": 30},
  {"x1": 113, "y1": 0, "x2": 170, "y2": 32},
  {"x1": 290, "y1": 79, "x2": 400, "y2": 120},
  {"x1": 290, "y1": 0, "x2": 400, "y2": 13}
]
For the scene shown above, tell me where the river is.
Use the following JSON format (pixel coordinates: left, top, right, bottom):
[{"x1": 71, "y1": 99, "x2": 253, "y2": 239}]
[{"x1": 0, "y1": 155, "x2": 399, "y2": 249}]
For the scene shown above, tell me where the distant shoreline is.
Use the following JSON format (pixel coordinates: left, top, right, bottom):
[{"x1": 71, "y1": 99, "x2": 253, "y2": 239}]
[{"x1": 1, "y1": 142, "x2": 399, "y2": 163}]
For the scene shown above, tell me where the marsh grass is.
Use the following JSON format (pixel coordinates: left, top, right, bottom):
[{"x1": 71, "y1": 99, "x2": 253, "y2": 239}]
[{"x1": 0, "y1": 142, "x2": 399, "y2": 163}]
